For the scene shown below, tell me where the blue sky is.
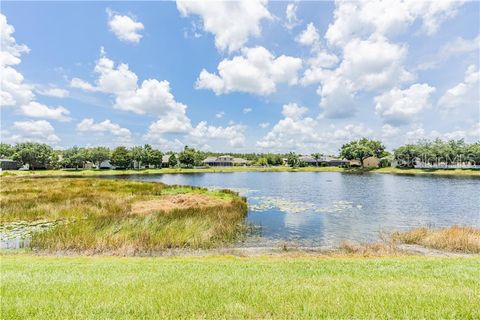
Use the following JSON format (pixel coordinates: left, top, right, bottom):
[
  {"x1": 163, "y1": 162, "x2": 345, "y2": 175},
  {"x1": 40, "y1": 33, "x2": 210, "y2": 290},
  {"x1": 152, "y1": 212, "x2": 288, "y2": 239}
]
[{"x1": 1, "y1": 1, "x2": 479, "y2": 154}]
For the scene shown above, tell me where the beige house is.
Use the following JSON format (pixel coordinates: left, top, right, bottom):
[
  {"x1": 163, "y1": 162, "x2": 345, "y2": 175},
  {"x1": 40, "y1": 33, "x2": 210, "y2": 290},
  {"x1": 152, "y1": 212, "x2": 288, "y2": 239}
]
[{"x1": 363, "y1": 156, "x2": 380, "y2": 168}]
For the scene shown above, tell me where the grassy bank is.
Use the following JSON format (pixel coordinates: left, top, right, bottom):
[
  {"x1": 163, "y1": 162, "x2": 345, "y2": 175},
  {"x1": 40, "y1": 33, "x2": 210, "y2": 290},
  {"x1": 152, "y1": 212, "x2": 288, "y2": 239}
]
[
  {"x1": 0, "y1": 178, "x2": 247, "y2": 253},
  {"x1": 1, "y1": 254, "x2": 479, "y2": 319},
  {"x1": 2, "y1": 166, "x2": 479, "y2": 177},
  {"x1": 393, "y1": 226, "x2": 480, "y2": 254}
]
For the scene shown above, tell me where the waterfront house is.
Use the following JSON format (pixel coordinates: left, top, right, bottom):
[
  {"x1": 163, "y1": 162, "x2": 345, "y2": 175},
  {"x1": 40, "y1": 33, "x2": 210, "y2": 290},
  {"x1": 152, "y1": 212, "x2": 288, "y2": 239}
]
[
  {"x1": 202, "y1": 155, "x2": 250, "y2": 167},
  {"x1": 363, "y1": 156, "x2": 380, "y2": 168},
  {"x1": 0, "y1": 159, "x2": 20, "y2": 170}
]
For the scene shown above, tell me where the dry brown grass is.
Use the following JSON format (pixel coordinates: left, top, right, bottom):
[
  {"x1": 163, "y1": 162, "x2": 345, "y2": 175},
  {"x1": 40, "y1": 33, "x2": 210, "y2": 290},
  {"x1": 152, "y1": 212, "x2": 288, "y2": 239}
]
[
  {"x1": 338, "y1": 240, "x2": 399, "y2": 257},
  {"x1": 393, "y1": 226, "x2": 480, "y2": 254},
  {"x1": 130, "y1": 194, "x2": 228, "y2": 216}
]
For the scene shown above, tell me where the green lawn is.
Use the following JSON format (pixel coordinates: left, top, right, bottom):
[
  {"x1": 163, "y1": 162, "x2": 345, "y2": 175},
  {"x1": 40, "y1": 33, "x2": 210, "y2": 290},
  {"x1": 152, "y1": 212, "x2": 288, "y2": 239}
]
[
  {"x1": 3, "y1": 166, "x2": 479, "y2": 177},
  {"x1": 1, "y1": 254, "x2": 479, "y2": 319}
]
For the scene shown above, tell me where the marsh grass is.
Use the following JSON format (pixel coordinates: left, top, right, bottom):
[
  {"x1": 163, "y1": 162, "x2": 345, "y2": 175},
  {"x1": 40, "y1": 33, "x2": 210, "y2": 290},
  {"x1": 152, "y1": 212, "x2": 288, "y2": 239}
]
[
  {"x1": 0, "y1": 177, "x2": 247, "y2": 253},
  {"x1": 393, "y1": 226, "x2": 480, "y2": 253}
]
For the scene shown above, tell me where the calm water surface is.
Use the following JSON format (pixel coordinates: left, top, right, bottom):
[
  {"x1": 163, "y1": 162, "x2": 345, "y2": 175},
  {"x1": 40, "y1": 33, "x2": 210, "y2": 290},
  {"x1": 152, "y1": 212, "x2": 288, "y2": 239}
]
[{"x1": 113, "y1": 172, "x2": 480, "y2": 246}]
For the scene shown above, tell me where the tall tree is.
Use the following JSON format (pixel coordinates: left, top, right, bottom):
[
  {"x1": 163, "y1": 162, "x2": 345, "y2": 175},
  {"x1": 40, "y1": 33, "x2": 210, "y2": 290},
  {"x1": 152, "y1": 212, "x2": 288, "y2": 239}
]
[
  {"x1": 178, "y1": 146, "x2": 195, "y2": 167},
  {"x1": 0, "y1": 143, "x2": 14, "y2": 158},
  {"x1": 12, "y1": 142, "x2": 55, "y2": 170},
  {"x1": 168, "y1": 154, "x2": 178, "y2": 168},
  {"x1": 89, "y1": 147, "x2": 110, "y2": 169},
  {"x1": 130, "y1": 146, "x2": 144, "y2": 169},
  {"x1": 287, "y1": 152, "x2": 299, "y2": 167},
  {"x1": 340, "y1": 138, "x2": 385, "y2": 167},
  {"x1": 111, "y1": 147, "x2": 132, "y2": 169},
  {"x1": 149, "y1": 149, "x2": 163, "y2": 168}
]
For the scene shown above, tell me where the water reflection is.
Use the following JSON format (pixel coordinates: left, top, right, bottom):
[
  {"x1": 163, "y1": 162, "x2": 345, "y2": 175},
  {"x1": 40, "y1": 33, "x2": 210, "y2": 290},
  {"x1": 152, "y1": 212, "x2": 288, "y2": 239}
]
[{"x1": 105, "y1": 172, "x2": 480, "y2": 246}]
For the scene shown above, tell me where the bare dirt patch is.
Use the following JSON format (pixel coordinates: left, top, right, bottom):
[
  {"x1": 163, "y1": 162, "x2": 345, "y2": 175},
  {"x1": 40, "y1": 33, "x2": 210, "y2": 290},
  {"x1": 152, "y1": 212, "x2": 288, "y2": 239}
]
[{"x1": 131, "y1": 193, "x2": 229, "y2": 215}]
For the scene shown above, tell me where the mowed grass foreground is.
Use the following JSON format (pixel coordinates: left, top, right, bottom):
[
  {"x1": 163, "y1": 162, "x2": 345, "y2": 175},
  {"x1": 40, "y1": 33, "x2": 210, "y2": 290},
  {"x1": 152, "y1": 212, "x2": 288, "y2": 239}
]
[
  {"x1": 1, "y1": 255, "x2": 479, "y2": 319},
  {"x1": 0, "y1": 178, "x2": 247, "y2": 253}
]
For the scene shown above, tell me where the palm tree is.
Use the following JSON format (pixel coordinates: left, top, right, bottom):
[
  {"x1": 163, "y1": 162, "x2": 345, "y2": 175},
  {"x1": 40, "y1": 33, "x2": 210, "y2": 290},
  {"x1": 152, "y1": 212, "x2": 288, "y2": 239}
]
[{"x1": 312, "y1": 153, "x2": 323, "y2": 167}]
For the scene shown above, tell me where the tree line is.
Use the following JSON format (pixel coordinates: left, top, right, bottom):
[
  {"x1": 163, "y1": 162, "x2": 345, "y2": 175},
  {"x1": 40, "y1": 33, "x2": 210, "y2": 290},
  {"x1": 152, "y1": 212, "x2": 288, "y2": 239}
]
[{"x1": 0, "y1": 138, "x2": 479, "y2": 170}]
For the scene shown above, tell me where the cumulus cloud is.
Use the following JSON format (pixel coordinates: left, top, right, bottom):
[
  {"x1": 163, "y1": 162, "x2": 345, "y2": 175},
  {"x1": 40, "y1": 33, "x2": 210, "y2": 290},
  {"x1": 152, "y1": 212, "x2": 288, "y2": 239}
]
[
  {"x1": 259, "y1": 122, "x2": 270, "y2": 128},
  {"x1": 196, "y1": 46, "x2": 302, "y2": 95},
  {"x1": 314, "y1": 35, "x2": 413, "y2": 118},
  {"x1": 72, "y1": 48, "x2": 246, "y2": 148},
  {"x1": 295, "y1": 23, "x2": 320, "y2": 46},
  {"x1": 325, "y1": 0, "x2": 464, "y2": 47},
  {"x1": 176, "y1": 0, "x2": 272, "y2": 52},
  {"x1": 243, "y1": 107, "x2": 252, "y2": 114},
  {"x1": 418, "y1": 35, "x2": 480, "y2": 70},
  {"x1": 438, "y1": 64, "x2": 479, "y2": 111},
  {"x1": 4, "y1": 120, "x2": 61, "y2": 144},
  {"x1": 285, "y1": 3, "x2": 302, "y2": 29},
  {"x1": 107, "y1": 9, "x2": 144, "y2": 43},
  {"x1": 0, "y1": 13, "x2": 71, "y2": 133},
  {"x1": 375, "y1": 83, "x2": 436, "y2": 125},
  {"x1": 36, "y1": 87, "x2": 69, "y2": 98},
  {"x1": 77, "y1": 118, "x2": 132, "y2": 141},
  {"x1": 0, "y1": 14, "x2": 33, "y2": 108},
  {"x1": 256, "y1": 102, "x2": 373, "y2": 153},
  {"x1": 19, "y1": 101, "x2": 71, "y2": 122}
]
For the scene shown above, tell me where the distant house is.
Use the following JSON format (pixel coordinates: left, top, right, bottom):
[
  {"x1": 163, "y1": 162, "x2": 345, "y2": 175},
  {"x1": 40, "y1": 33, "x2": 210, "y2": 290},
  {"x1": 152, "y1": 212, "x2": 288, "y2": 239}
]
[
  {"x1": 99, "y1": 160, "x2": 114, "y2": 169},
  {"x1": 162, "y1": 154, "x2": 178, "y2": 168},
  {"x1": 363, "y1": 156, "x2": 380, "y2": 168},
  {"x1": 298, "y1": 155, "x2": 350, "y2": 167},
  {"x1": 0, "y1": 159, "x2": 20, "y2": 170},
  {"x1": 202, "y1": 155, "x2": 250, "y2": 167}
]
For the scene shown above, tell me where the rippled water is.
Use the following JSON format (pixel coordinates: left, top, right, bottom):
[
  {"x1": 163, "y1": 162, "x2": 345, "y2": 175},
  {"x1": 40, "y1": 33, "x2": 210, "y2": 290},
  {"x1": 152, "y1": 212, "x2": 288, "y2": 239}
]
[{"x1": 107, "y1": 172, "x2": 480, "y2": 246}]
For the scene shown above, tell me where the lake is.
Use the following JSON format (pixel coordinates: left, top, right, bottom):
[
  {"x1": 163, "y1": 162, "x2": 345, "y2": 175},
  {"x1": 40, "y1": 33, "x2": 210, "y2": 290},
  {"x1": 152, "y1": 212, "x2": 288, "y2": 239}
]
[{"x1": 111, "y1": 172, "x2": 480, "y2": 247}]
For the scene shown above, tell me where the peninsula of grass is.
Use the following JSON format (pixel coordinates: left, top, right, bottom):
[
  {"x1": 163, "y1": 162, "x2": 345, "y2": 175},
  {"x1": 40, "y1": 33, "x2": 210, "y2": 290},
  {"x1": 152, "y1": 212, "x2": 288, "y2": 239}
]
[
  {"x1": 0, "y1": 177, "x2": 247, "y2": 253},
  {"x1": 1, "y1": 254, "x2": 479, "y2": 319}
]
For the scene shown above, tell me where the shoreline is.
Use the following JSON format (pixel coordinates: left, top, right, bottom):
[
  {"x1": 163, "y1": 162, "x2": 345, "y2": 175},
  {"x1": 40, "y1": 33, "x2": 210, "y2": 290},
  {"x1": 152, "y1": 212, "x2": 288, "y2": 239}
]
[{"x1": 2, "y1": 166, "x2": 480, "y2": 177}]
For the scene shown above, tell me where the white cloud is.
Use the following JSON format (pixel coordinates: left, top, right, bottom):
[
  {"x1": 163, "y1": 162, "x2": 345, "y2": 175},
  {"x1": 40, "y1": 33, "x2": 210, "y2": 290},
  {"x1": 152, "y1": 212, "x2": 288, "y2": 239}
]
[
  {"x1": 438, "y1": 64, "x2": 479, "y2": 111},
  {"x1": 215, "y1": 111, "x2": 225, "y2": 118},
  {"x1": 71, "y1": 49, "x2": 190, "y2": 129},
  {"x1": 257, "y1": 103, "x2": 373, "y2": 153},
  {"x1": 325, "y1": 1, "x2": 464, "y2": 47},
  {"x1": 316, "y1": 36, "x2": 413, "y2": 118},
  {"x1": 73, "y1": 48, "x2": 246, "y2": 148},
  {"x1": 189, "y1": 121, "x2": 246, "y2": 147},
  {"x1": 375, "y1": 83, "x2": 436, "y2": 125},
  {"x1": 0, "y1": 13, "x2": 71, "y2": 130},
  {"x1": 0, "y1": 14, "x2": 33, "y2": 108},
  {"x1": 70, "y1": 78, "x2": 98, "y2": 92},
  {"x1": 176, "y1": 0, "x2": 272, "y2": 52},
  {"x1": 285, "y1": 3, "x2": 302, "y2": 29},
  {"x1": 107, "y1": 9, "x2": 144, "y2": 44},
  {"x1": 19, "y1": 101, "x2": 71, "y2": 122},
  {"x1": 405, "y1": 123, "x2": 480, "y2": 144},
  {"x1": 77, "y1": 118, "x2": 132, "y2": 141},
  {"x1": 418, "y1": 35, "x2": 480, "y2": 70},
  {"x1": 381, "y1": 124, "x2": 401, "y2": 138},
  {"x1": 301, "y1": 52, "x2": 339, "y2": 85},
  {"x1": 243, "y1": 107, "x2": 252, "y2": 114},
  {"x1": 196, "y1": 46, "x2": 302, "y2": 95},
  {"x1": 144, "y1": 121, "x2": 246, "y2": 148},
  {"x1": 36, "y1": 87, "x2": 69, "y2": 98},
  {"x1": 296, "y1": 23, "x2": 320, "y2": 46},
  {"x1": 259, "y1": 122, "x2": 270, "y2": 128},
  {"x1": 7, "y1": 120, "x2": 60, "y2": 144}
]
